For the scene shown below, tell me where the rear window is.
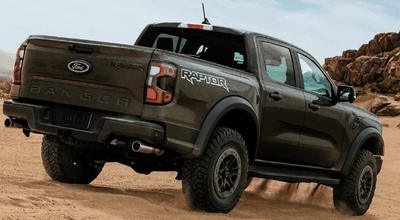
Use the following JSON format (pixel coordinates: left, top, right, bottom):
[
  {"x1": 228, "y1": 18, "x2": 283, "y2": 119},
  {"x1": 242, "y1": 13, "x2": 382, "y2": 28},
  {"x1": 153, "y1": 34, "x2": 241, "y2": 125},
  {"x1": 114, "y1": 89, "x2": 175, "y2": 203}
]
[{"x1": 137, "y1": 27, "x2": 247, "y2": 70}]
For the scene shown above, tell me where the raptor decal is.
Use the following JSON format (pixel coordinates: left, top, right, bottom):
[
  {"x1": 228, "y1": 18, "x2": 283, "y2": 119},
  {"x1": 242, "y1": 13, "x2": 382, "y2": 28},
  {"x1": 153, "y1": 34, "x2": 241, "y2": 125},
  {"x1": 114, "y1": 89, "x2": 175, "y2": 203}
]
[{"x1": 181, "y1": 69, "x2": 229, "y2": 92}]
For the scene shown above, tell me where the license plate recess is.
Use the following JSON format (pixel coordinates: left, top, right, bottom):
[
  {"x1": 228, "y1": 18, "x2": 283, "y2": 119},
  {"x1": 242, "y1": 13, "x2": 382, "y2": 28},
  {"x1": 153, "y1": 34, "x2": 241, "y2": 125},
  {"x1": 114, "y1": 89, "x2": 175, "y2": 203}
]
[{"x1": 61, "y1": 108, "x2": 92, "y2": 129}]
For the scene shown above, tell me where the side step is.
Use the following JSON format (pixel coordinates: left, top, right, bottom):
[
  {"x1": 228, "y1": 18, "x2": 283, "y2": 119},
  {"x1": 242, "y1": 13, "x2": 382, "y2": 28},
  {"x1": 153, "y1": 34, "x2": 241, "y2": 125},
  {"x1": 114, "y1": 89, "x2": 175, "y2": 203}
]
[{"x1": 248, "y1": 164, "x2": 340, "y2": 186}]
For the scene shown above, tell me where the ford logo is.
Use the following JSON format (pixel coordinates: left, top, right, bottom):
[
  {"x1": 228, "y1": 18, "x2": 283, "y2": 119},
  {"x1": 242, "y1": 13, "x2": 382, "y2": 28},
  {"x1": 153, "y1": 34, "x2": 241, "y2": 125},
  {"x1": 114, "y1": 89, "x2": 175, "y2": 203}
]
[{"x1": 68, "y1": 60, "x2": 92, "y2": 74}]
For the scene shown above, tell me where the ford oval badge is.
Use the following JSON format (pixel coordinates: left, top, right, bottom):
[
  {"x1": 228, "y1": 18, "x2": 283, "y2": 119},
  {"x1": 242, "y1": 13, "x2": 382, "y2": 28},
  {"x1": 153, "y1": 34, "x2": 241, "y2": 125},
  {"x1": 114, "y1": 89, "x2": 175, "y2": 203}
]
[{"x1": 68, "y1": 60, "x2": 92, "y2": 74}]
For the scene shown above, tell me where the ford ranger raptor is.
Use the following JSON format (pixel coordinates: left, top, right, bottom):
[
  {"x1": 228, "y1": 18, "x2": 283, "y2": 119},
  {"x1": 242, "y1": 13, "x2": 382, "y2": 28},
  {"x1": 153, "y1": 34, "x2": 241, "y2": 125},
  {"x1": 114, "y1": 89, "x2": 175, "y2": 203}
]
[{"x1": 3, "y1": 22, "x2": 384, "y2": 215}]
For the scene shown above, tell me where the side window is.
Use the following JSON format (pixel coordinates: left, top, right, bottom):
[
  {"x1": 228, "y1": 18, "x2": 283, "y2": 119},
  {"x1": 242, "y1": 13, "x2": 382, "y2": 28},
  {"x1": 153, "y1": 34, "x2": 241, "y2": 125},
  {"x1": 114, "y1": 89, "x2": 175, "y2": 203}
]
[
  {"x1": 261, "y1": 42, "x2": 295, "y2": 87},
  {"x1": 298, "y1": 53, "x2": 332, "y2": 97}
]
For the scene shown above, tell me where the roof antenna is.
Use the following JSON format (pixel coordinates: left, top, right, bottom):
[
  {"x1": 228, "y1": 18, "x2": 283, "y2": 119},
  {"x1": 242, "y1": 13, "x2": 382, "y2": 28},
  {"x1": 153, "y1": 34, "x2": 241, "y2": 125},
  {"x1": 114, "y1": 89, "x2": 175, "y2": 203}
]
[{"x1": 202, "y1": 3, "x2": 211, "y2": 25}]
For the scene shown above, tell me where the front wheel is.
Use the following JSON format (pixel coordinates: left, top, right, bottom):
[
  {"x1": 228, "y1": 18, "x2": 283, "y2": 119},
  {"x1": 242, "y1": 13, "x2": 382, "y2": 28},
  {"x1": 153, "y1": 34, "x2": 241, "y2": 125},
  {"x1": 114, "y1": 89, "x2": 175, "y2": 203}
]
[
  {"x1": 182, "y1": 127, "x2": 249, "y2": 213},
  {"x1": 333, "y1": 149, "x2": 377, "y2": 215}
]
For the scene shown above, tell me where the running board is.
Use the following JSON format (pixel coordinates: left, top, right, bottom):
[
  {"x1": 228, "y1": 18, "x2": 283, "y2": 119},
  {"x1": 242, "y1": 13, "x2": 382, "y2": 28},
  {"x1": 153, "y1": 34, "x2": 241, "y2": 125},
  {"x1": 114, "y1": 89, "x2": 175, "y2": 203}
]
[{"x1": 248, "y1": 164, "x2": 340, "y2": 186}]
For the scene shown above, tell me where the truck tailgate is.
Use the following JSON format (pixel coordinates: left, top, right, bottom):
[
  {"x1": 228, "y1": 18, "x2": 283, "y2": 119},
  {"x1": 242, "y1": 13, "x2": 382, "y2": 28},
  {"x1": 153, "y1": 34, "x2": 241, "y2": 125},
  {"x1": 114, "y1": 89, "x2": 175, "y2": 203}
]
[{"x1": 19, "y1": 35, "x2": 153, "y2": 116}]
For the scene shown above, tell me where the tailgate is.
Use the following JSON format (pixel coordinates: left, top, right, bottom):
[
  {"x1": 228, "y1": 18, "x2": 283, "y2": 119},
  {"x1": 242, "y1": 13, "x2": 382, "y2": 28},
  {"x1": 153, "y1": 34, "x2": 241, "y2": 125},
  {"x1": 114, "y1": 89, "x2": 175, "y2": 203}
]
[{"x1": 19, "y1": 35, "x2": 153, "y2": 116}]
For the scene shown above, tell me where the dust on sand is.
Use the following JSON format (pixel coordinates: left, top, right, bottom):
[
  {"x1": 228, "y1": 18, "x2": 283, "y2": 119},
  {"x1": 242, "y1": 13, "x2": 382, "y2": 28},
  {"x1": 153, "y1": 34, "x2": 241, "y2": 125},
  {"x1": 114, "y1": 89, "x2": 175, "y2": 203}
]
[{"x1": 0, "y1": 93, "x2": 399, "y2": 219}]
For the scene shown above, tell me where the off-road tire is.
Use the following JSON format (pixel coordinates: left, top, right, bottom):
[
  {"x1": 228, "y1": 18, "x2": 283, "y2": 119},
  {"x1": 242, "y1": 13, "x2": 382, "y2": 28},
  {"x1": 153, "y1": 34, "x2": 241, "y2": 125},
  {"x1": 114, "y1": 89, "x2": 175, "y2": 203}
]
[
  {"x1": 244, "y1": 176, "x2": 253, "y2": 190},
  {"x1": 333, "y1": 149, "x2": 377, "y2": 216},
  {"x1": 41, "y1": 135, "x2": 104, "y2": 184},
  {"x1": 182, "y1": 127, "x2": 248, "y2": 213}
]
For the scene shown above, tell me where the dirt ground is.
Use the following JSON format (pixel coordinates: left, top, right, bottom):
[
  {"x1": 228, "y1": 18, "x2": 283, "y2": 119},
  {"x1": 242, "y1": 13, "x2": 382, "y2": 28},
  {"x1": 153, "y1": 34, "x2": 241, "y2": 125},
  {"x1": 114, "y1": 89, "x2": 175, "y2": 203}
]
[{"x1": 0, "y1": 96, "x2": 399, "y2": 220}]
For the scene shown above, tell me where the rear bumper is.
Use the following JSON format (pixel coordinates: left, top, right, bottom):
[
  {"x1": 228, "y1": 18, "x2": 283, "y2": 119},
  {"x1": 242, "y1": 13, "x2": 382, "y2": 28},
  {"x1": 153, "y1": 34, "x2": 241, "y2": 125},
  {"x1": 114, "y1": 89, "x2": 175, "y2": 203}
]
[{"x1": 3, "y1": 100, "x2": 164, "y2": 145}]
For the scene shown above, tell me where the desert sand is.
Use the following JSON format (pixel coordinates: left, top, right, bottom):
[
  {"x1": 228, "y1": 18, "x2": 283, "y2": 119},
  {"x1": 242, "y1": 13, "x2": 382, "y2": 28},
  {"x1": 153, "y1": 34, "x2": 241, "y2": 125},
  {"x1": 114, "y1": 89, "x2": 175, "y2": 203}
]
[{"x1": 0, "y1": 95, "x2": 399, "y2": 219}]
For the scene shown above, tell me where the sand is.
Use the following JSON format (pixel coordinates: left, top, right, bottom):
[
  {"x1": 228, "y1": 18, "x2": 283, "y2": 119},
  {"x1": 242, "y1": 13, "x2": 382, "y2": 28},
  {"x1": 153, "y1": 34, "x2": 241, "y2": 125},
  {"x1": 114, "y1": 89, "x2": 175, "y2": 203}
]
[{"x1": 0, "y1": 96, "x2": 399, "y2": 219}]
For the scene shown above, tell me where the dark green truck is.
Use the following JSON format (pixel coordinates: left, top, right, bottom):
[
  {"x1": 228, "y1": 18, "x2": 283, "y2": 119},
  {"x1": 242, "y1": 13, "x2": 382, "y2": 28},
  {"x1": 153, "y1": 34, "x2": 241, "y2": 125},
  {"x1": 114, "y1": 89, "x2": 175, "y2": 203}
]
[{"x1": 3, "y1": 22, "x2": 384, "y2": 215}]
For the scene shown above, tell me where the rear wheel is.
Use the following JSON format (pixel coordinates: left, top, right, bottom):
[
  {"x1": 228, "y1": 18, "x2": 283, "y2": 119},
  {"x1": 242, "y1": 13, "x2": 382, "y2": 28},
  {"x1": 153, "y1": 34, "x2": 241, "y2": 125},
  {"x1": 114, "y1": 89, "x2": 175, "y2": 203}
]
[
  {"x1": 41, "y1": 135, "x2": 104, "y2": 184},
  {"x1": 333, "y1": 150, "x2": 377, "y2": 215},
  {"x1": 182, "y1": 127, "x2": 248, "y2": 213},
  {"x1": 244, "y1": 176, "x2": 253, "y2": 189}
]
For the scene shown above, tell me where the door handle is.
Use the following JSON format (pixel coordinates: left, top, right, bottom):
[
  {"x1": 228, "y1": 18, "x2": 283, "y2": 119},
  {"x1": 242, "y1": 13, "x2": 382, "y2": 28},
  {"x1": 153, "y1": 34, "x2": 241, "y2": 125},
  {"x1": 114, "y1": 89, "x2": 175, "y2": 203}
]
[
  {"x1": 269, "y1": 92, "x2": 282, "y2": 101},
  {"x1": 308, "y1": 103, "x2": 320, "y2": 111}
]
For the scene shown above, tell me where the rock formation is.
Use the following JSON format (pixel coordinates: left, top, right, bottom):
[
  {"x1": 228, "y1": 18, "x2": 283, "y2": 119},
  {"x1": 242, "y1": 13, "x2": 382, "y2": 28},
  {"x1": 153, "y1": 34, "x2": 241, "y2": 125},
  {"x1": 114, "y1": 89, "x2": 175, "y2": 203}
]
[
  {"x1": 324, "y1": 31, "x2": 400, "y2": 92},
  {"x1": 324, "y1": 30, "x2": 400, "y2": 116}
]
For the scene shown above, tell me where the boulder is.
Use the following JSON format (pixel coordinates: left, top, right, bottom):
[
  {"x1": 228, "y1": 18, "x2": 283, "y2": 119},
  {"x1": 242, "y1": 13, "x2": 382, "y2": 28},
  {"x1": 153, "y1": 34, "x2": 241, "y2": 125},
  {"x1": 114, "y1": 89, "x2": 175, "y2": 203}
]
[
  {"x1": 369, "y1": 98, "x2": 390, "y2": 114},
  {"x1": 366, "y1": 38, "x2": 380, "y2": 56},
  {"x1": 324, "y1": 57, "x2": 352, "y2": 81},
  {"x1": 380, "y1": 76, "x2": 399, "y2": 92},
  {"x1": 355, "y1": 56, "x2": 371, "y2": 64},
  {"x1": 343, "y1": 56, "x2": 376, "y2": 86},
  {"x1": 360, "y1": 58, "x2": 375, "y2": 75},
  {"x1": 377, "y1": 105, "x2": 400, "y2": 116},
  {"x1": 378, "y1": 34, "x2": 391, "y2": 52},
  {"x1": 387, "y1": 33, "x2": 400, "y2": 50},
  {"x1": 358, "y1": 44, "x2": 368, "y2": 57},
  {"x1": 362, "y1": 73, "x2": 375, "y2": 84},
  {"x1": 342, "y1": 50, "x2": 358, "y2": 60},
  {"x1": 343, "y1": 67, "x2": 362, "y2": 85},
  {"x1": 377, "y1": 33, "x2": 399, "y2": 52},
  {"x1": 382, "y1": 51, "x2": 400, "y2": 78}
]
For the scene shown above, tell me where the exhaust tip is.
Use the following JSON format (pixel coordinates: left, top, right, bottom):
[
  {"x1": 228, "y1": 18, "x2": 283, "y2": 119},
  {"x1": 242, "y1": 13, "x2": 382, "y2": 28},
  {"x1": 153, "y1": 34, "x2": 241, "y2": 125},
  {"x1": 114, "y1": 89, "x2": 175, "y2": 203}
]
[
  {"x1": 131, "y1": 141, "x2": 164, "y2": 156},
  {"x1": 132, "y1": 141, "x2": 141, "y2": 151},
  {"x1": 4, "y1": 118, "x2": 12, "y2": 127}
]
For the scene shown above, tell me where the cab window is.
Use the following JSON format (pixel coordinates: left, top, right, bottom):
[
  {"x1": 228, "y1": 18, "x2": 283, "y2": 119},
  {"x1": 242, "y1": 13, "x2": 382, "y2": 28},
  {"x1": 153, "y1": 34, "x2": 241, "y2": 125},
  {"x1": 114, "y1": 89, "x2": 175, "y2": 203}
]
[
  {"x1": 261, "y1": 42, "x2": 295, "y2": 87},
  {"x1": 138, "y1": 27, "x2": 247, "y2": 70},
  {"x1": 298, "y1": 53, "x2": 332, "y2": 97}
]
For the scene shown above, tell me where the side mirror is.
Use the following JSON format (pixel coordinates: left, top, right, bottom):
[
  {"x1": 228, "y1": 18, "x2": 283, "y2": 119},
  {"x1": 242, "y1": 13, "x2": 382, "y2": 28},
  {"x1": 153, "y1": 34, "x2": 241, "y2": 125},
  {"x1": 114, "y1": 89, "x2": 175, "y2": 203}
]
[{"x1": 337, "y1": 85, "x2": 356, "y2": 103}]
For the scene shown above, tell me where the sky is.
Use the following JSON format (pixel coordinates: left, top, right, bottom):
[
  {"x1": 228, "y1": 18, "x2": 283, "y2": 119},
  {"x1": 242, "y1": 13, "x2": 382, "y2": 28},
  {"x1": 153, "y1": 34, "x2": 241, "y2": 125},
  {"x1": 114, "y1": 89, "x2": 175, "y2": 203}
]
[{"x1": 1, "y1": 0, "x2": 399, "y2": 65}]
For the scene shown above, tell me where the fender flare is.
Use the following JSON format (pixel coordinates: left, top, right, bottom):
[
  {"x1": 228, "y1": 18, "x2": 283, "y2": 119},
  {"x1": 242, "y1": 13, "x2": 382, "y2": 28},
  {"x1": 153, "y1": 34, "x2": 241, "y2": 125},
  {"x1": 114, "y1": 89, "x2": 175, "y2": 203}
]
[
  {"x1": 339, "y1": 127, "x2": 384, "y2": 177},
  {"x1": 189, "y1": 96, "x2": 260, "y2": 158}
]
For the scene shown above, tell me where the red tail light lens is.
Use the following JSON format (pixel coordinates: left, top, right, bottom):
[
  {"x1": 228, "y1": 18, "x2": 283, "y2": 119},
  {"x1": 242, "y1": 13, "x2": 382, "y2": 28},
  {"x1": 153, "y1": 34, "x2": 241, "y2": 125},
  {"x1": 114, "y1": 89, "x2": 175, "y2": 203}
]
[
  {"x1": 13, "y1": 46, "x2": 26, "y2": 84},
  {"x1": 145, "y1": 63, "x2": 176, "y2": 104}
]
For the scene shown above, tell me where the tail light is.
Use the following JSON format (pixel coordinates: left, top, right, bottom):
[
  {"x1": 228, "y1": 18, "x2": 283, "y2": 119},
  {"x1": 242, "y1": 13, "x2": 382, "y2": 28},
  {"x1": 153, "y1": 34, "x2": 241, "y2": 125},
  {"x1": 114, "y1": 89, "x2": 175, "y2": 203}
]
[
  {"x1": 13, "y1": 46, "x2": 26, "y2": 84},
  {"x1": 145, "y1": 63, "x2": 176, "y2": 104}
]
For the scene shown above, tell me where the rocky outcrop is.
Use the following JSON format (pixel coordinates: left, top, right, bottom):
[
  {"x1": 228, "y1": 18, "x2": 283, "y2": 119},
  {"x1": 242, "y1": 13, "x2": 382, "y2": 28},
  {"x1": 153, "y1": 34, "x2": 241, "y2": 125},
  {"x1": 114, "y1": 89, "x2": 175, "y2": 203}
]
[
  {"x1": 324, "y1": 31, "x2": 400, "y2": 93},
  {"x1": 324, "y1": 31, "x2": 400, "y2": 116}
]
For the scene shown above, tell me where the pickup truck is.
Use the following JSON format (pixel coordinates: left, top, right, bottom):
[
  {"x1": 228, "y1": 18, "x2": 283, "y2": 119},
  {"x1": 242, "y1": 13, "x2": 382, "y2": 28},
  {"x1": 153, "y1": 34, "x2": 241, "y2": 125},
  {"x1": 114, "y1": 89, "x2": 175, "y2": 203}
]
[{"x1": 3, "y1": 22, "x2": 384, "y2": 215}]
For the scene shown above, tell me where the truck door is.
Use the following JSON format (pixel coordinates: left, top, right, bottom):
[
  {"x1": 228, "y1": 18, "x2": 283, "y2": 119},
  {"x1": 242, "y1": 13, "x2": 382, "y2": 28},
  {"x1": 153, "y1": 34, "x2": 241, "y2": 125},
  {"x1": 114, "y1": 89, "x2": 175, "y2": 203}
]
[
  {"x1": 294, "y1": 52, "x2": 347, "y2": 168},
  {"x1": 257, "y1": 41, "x2": 306, "y2": 163}
]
